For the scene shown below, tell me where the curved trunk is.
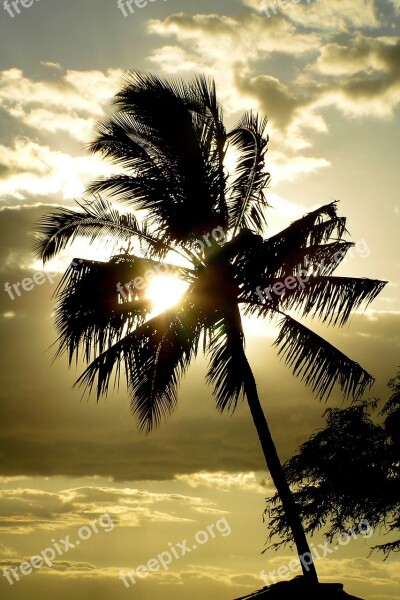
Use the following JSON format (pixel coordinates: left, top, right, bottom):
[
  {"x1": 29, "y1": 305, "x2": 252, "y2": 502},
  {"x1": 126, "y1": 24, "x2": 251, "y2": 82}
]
[{"x1": 242, "y1": 352, "x2": 319, "y2": 585}]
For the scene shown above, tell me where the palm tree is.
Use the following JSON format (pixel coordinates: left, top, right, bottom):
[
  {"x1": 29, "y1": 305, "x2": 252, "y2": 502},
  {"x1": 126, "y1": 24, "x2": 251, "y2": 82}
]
[{"x1": 34, "y1": 72, "x2": 386, "y2": 588}]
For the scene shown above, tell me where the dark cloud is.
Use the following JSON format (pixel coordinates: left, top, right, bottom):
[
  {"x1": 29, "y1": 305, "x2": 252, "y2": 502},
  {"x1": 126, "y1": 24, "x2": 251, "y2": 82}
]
[
  {"x1": 236, "y1": 73, "x2": 310, "y2": 130},
  {"x1": 0, "y1": 305, "x2": 398, "y2": 481}
]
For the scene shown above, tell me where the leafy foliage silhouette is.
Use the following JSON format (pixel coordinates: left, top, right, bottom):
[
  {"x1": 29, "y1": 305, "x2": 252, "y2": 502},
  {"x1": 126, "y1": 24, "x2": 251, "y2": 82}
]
[{"x1": 265, "y1": 372, "x2": 400, "y2": 556}]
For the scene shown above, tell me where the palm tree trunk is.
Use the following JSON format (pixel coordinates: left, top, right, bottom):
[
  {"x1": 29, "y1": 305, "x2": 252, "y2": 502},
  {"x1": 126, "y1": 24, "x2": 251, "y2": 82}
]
[{"x1": 242, "y1": 353, "x2": 319, "y2": 585}]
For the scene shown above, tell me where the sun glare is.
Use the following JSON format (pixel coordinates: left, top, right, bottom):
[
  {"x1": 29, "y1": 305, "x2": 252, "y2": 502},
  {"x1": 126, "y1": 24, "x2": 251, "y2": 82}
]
[
  {"x1": 145, "y1": 275, "x2": 188, "y2": 315},
  {"x1": 242, "y1": 316, "x2": 277, "y2": 338}
]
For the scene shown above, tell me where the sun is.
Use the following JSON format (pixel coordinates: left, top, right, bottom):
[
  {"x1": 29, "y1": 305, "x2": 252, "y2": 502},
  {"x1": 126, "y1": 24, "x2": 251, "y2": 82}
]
[{"x1": 145, "y1": 275, "x2": 188, "y2": 315}]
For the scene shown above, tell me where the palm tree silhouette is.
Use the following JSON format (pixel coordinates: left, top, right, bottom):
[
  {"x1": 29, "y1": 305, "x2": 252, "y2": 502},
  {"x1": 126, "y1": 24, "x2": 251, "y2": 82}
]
[{"x1": 34, "y1": 72, "x2": 386, "y2": 588}]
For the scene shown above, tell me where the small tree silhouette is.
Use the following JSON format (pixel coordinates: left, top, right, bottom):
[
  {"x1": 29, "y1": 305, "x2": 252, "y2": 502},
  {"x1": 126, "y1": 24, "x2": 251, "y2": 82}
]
[
  {"x1": 265, "y1": 371, "x2": 400, "y2": 556},
  {"x1": 34, "y1": 72, "x2": 386, "y2": 589}
]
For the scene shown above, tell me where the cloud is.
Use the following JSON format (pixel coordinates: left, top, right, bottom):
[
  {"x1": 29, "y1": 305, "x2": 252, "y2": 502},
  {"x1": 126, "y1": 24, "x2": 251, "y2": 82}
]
[
  {"x1": 175, "y1": 471, "x2": 270, "y2": 494},
  {"x1": 0, "y1": 485, "x2": 214, "y2": 533},
  {"x1": 0, "y1": 137, "x2": 116, "y2": 202},
  {"x1": 0, "y1": 204, "x2": 50, "y2": 271},
  {"x1": 0, "y1": 559, "x2": 254, "y2": 590},
  {"x1": 0, "y1": 67, "x2": 122, "y2": 142},
  {"x1": 388, "y1": 0, "x2": 400, "y2": 14},
  {"x1": 244, "y1": 0, "x2": 379, "y2": 31},
  {"x1": 148, "y1": 11, "x2": 327, "y2": 160},
  {"x1": 0, "y1": 543, "x2": 17, "y2": 558},
  {"x1": 0, "y1": 203, "x2": 84, "y2": 276},
  {"x1": 0, "y1": 66, "x2": 123, "y2": 202},
  {"x1": 0, "y1": 557, "x2": 100, "y2": 576},
  {"x1": 0, "y1": 307, "x2": 398, "y2": 481},
  {"x1": 310, "y1": 36, "x2": 400, "y2": 118},
  {"x1": 0, "y1": 556, "x2": 397, "y2": 600},
  {"x1": 313, "y1": 36, "x2": 400, "y2": 76},
  {"x1": 266, "y1": 153, "x2": 331, "y2": 182},
  {"x1": 237, "y1": 73, "x2": 308, "y2": 131},
  {"x1": 39, "y1": 62, "x2": 62, "y2": 71},
  {"x1": 147, "y1": 5, "x2": 400, "y2": 172},
  {"x1": 148, "y1": 11, "x2": 319, "y2": 116}
]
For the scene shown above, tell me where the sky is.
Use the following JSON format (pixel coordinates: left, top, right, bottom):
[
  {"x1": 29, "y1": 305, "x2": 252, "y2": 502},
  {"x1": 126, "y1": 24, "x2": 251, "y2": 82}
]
[{"x1": 0, "y1": 1, "x2": 400, "y2": 599}]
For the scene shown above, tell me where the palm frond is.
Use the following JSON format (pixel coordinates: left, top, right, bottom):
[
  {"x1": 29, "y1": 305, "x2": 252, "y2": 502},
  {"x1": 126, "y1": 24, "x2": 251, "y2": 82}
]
[
  {"x1": 267, "y1": 201, "x2": 345, "y2": 250},
  {"x1": 227, "y1": 112, "x2": 270, "y2": 235},
  {"x1": 244, "y1": 276, "x2": 387, "y2": 326},
  {"x1": 273, "y1": 314, "x2": 374, "y2": 401},
  {"x1": 76, "y1": 294, "x2": 204, "y2": 431},
  {"x1": 113, "y1": 70, "x2": 200, "y2": 122},
  {"x1": 380, "y1": 372, "x2": 400, "y2": 415},
  {"x1": 53, "y1": 251, "x2": 194, "y2": 363},
  {"x1": 33, "y1": 196, "x2": 155, "y2": 264},
  {"x1": 191, "y1": 75, "x2": 228, "y2": 226},
  {"x1": 308, "y1": 215, "x2": 347, "y2": 245},
  {"x1": 87, "y1": 113, "x2": 159, "y2": 171},
  {"x1": 280, "y1": 276, "x2": 386, "y2": 326},
  {"x1": 206, "y1": 305, "x2": 247, "y2": 413},
  {"x1": 88, "y1": 72, "x2": 226, "y2": 243},
  {"x1": 53, "y1": 255, "x2": 166, "y2": 362},
  {"x1": 229, "y1": 203, "x2": 351, "y2": 299},
  {"x1": 236, "y1": 238, "x2": 354, "y2": 304},
  {"x1": 263, "y1": 240, "x2": 354, "y2": 281},
  {"x1": 129, "y1": 303, "x2": 203, "y2": 431}
]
